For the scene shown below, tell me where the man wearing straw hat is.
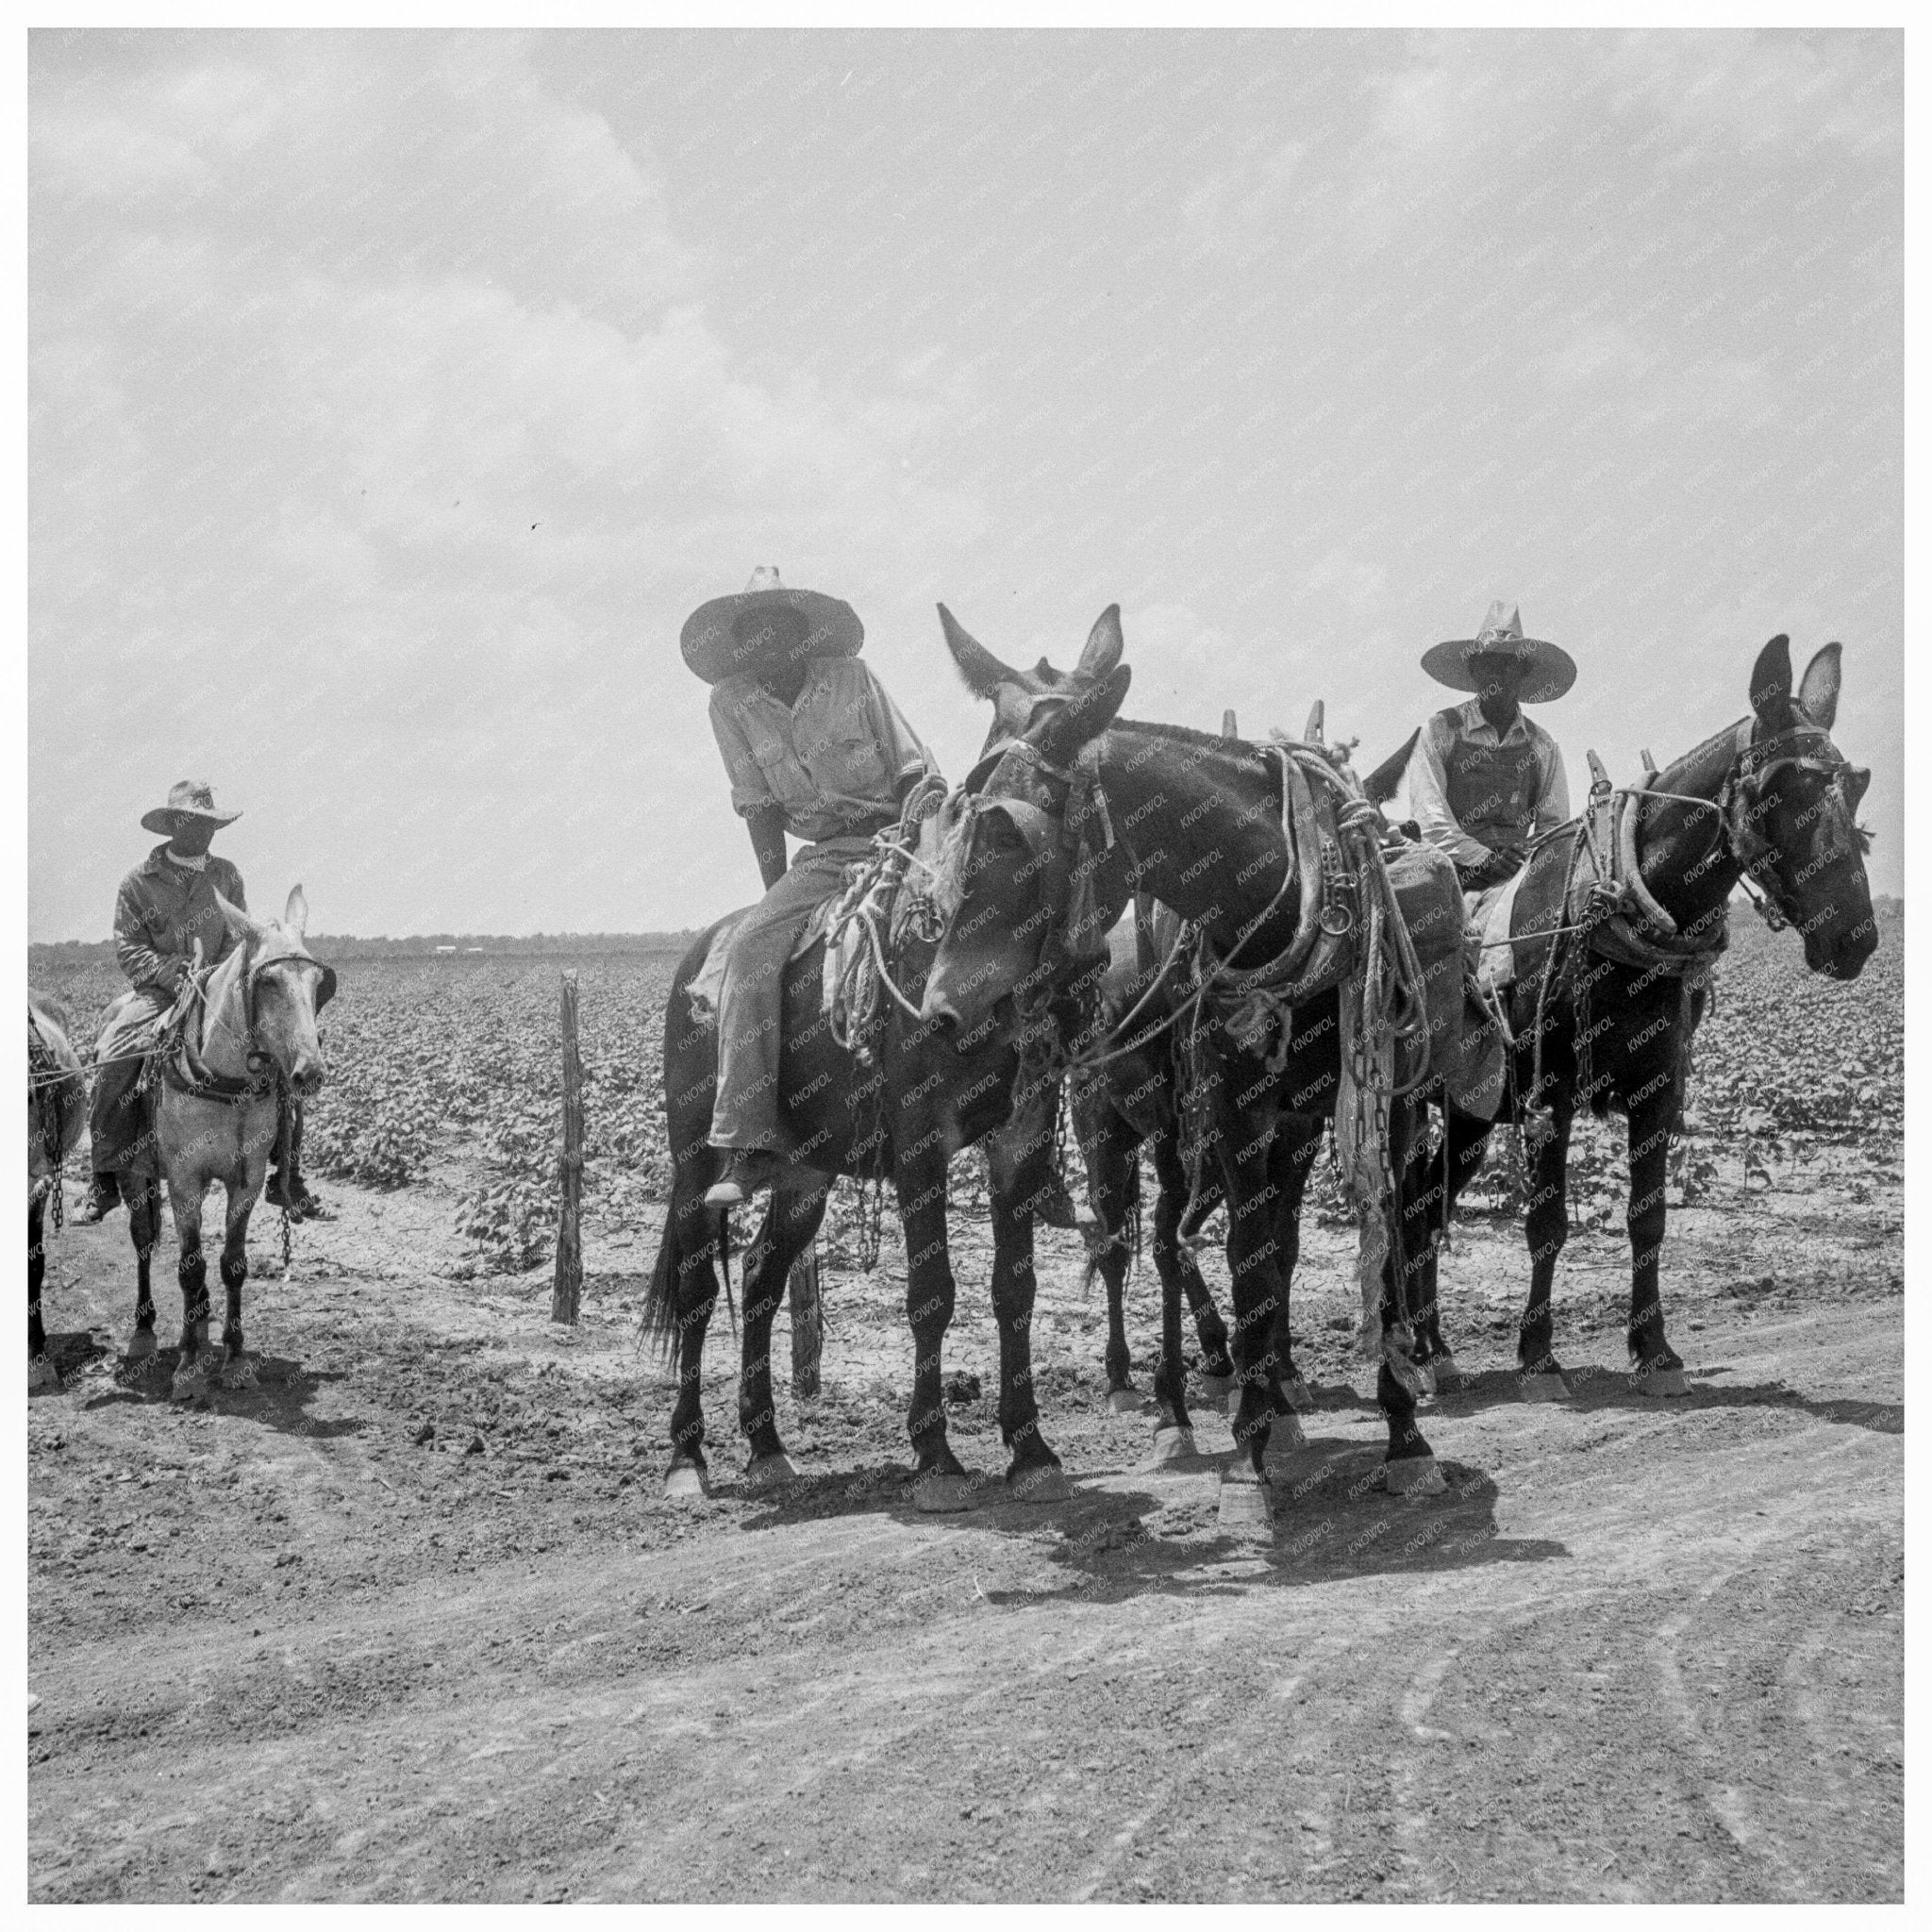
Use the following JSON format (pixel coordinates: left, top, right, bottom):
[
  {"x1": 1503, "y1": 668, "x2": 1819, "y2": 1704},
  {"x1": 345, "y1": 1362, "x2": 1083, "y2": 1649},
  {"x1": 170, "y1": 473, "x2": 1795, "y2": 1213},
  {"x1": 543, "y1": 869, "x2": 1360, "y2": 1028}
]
[
  {"x1": 75, "y1": 782, "x2": 325, "y2": 1225},
  {"x1": 683, "y1": 569, "x2": 937, "y2": 1208},
  {"x1": 1409, "y1": 600, "x2": 1575, "y2": 905}
]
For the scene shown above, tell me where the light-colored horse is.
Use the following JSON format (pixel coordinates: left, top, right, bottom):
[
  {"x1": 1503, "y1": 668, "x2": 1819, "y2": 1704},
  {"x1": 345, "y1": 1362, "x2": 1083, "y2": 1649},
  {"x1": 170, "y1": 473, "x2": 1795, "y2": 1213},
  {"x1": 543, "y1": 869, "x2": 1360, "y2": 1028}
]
[
  {"x1": 121, "y1": 886, "x2": 330, "y2": 1401},
  {"x1": 28, "y1": 993, "x2": 88, "y2": 1391}
]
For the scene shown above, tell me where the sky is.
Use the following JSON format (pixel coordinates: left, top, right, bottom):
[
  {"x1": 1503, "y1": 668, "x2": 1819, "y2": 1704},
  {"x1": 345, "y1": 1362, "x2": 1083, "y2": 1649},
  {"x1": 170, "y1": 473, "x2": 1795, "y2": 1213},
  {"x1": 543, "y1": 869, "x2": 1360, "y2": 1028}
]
[{"x1": 28, "y1": 27, "x2": 1903, "y2": 940}]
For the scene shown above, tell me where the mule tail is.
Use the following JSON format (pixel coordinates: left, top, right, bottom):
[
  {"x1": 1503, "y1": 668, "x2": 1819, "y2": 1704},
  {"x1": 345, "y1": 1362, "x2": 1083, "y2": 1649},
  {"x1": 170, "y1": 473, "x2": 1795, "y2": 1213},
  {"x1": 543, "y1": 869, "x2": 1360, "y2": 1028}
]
[{"x1": 641, "y1": 1186, "x2": 731, "y2": 1360}]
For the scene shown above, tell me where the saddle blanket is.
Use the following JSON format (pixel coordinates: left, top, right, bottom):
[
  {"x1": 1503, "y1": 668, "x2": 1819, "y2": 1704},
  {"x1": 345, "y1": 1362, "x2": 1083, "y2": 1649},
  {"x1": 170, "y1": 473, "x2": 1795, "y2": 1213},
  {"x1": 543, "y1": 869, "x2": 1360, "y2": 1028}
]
[{"x1": 1468, "y1": 867, "x2": 1529, "y2": 997}]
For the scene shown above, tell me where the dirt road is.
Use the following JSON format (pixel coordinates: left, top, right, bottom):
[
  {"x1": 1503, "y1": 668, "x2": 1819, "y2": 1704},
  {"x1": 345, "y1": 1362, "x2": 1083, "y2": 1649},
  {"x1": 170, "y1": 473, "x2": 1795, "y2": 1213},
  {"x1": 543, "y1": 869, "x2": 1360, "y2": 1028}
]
[{"x1": 28, "y1": 1150, "x2": 1902, "y2": 1901}]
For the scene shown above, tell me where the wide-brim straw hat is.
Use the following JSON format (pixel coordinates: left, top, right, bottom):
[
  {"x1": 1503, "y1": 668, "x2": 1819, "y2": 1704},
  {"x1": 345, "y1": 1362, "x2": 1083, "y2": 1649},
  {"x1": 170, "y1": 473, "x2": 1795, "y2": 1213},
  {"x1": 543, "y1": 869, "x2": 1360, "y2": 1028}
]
[
  {"x1": 1421, "y1": 601, "x2": 1575, "y2": 705},
  {"x1": 681, "y1": 566, "x2": 864, "y2": 685},
  {"x1": 141, "y1": 779, "x2": 242, "y2": 836}
]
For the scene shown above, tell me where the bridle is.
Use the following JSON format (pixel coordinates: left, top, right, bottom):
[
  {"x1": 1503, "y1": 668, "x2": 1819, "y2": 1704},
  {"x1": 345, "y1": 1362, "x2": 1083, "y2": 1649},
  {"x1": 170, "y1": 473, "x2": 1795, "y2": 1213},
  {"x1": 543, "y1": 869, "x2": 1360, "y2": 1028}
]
[
  {"x1": 1632, "y1": 718, "x2": 1866, "y2": 935},
  {"x1": 175, "y1": 940, "x2": 336, "y2": 1097}
]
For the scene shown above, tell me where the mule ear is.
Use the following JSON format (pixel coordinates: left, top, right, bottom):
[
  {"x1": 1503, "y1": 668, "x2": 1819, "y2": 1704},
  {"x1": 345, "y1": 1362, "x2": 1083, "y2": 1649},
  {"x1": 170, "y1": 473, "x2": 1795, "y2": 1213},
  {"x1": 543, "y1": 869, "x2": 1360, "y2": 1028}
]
[
  {"x1": 1039, "y1": 663, "x2": 1131, "y2": 764},
  {"x1": 1748, "y1": 634, "x2": 1794, "y2": 729},
  {"x1": 213, "y1": 891, "x2": 260, "y2": 947},
  {"x1": 283, "y1": 884, "x2": 309, "y2": 937},
  {"x1": 1797, "y1": 641, "x2": 1841, "y2": 730},
  {"x1": 938, "y1": 604, "x2": 1023, "y2": 699},
  {"x1": 1074, "y1": 604, "x2": 1124, "y2": 682}
]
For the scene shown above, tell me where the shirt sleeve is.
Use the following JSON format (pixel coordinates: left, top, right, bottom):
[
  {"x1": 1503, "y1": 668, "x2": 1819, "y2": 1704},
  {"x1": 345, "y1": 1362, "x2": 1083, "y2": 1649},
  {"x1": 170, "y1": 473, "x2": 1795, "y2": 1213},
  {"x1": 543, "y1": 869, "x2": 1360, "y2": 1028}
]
[
  {"x1": 708, "y1": 684, "x2": 777, "y2": 819},
  {"x1": 859, "y1": 664, "x2": 935, "y2": 785},
  {"x1": 1407, "y1": 713, "x2": 1490, "y2": 867},
  {"x1": 113, "y1": 875, "x2": 179, "y2": 994},
  {"x1": 1533, "y1": 733, "x2": 1572, "y2": 835}
]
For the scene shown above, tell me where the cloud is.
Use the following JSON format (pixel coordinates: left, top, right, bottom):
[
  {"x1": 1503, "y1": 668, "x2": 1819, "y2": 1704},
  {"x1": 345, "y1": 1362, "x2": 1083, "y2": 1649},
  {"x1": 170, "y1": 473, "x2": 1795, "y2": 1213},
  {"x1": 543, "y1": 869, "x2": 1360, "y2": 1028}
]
[{"x1": 28, "y1": 31, "x2": 989, "y2": 936}]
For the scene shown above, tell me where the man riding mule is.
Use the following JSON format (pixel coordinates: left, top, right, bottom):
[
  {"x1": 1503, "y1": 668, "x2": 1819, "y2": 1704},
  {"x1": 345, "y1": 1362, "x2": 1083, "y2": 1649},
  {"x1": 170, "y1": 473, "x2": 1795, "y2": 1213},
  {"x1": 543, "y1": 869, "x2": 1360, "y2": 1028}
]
[
  {"x1": 1391, "y1": 633, "x2": 1875, "y2": 1401},
  {"x1": 77, "y1": 782, "x2": 325, "y2": 1225},
  {"x1": 645, "y1": 604, "x2": 1132, "y2": 1507},
  {"x1": 1407, "y1": 602, "x2": 1573, "y2": 987},
  {"x1": 118, "y1": 886, "x2": 334, "y2": 1398},
  {"x1": 686, "y1": 569, "x2": 939, "y2": 1209}
]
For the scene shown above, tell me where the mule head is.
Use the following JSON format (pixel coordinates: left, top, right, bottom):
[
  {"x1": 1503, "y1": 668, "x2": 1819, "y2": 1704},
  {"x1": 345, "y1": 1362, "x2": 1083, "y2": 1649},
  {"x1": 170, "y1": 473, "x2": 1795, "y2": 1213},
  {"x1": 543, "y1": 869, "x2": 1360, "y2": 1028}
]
[
  {"x1": 1737, "y1": 636, "x2": 1876, "y2": 980},
  {"x1": 921, "y1": 606, "x2": 1132, "y2": 1041},
  {"x1": 216, "y1": 885, "x2": 335, "y2": 1094}
]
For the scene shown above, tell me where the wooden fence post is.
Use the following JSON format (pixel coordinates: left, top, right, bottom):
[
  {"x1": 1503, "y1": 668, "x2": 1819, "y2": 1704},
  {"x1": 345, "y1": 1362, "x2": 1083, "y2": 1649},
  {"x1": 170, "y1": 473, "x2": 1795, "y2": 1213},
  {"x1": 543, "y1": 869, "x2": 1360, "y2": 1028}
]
[
  {"x1": 789, "y1": 1246, "x2": 822, "y2": 1397},
  {"x1": 553, "y1": 971, "x2": 583, "y2": 1325}
]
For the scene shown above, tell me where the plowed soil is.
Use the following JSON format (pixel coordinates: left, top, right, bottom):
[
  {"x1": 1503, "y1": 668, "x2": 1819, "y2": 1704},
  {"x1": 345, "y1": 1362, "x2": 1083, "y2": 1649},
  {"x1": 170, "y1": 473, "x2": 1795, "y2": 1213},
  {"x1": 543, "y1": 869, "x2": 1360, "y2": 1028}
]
[{"x1": 27, "y1": 1145, "x2": 1902, "y2": 1902}]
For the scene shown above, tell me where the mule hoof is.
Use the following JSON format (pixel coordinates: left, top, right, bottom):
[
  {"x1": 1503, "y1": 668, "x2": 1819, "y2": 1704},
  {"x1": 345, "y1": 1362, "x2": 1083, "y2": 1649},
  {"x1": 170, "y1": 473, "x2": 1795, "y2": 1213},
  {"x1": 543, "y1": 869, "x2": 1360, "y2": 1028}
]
[
  {"x1": 1106, "y1": 1388, "x2": 1140, "y2": 1415},
  {"x1": 28, "y1": 1357, "x2": 59, "y2": 1395},
  {"x1": 222, "y1": 1354, "x2": 258, "y2": 1391},
  {"x1": 125, "y1": 1330, "x2": 158, "y2": 1363},
  {"x1": 171, "y1": 1364, "x2": 210, "y2": 1404},
  {"x1": 1520, "y1": 1372, "x2": 1571, "y2": 1404},
  {"x1": 1432, "y1": 1354, "x2": 1465, "y2": 1393},
  {"x1": 1144, "y1": 1425, "x2": 1197, "y2": 1469},
  {"x1": 1281, "y1": 1374, "x2": 1315, "y2": 1413},
  {"x1": 1217, "y1": 1472, "x2": 1274, "y2": 1534},
  {"x1": 1198, "y1": 1373, "x2": 1235, "y2": 1404},
  {"x1": 1385, "y1": 1455, "x2": 1447, "y2": 1496},
  {"x1": 1413, "y1": 1364, "x2": 1437, "y2": 1398},
  {"x1": 912, "y1": 1470, "x2": 975, "y2": 1514},
  {"x1": 663, "y1": 1460, "x2": 708, "y2": 1502},
  {"x1": 1264, "y1": 1412, "x2": 1307, "y2": 1456},
  {"x1": 1008, "y1": 1462, "x2": 1072, "y2": 1505},
  {"x1": 744, "y1": 1452, "x2": 800, "y2": 1491},
  {"x1": 1633, "y1": 1366, "x2": 1690, "y2": 1398}
]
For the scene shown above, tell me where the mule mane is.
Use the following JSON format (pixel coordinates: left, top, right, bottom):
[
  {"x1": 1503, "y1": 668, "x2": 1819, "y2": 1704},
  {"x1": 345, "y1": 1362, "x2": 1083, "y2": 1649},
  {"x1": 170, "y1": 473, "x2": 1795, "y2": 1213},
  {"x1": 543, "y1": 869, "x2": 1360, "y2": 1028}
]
[{"x1": 1656, "y1": 717, "x2": 1747, "y2": 800}]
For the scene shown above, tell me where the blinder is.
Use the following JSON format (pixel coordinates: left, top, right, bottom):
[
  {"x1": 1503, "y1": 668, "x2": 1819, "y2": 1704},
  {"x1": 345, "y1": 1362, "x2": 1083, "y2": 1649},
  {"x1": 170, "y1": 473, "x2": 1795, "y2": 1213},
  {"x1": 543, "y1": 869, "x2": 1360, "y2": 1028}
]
[{"x1": 1722, "y1": 720, "x2": 1865, "y2": 925}]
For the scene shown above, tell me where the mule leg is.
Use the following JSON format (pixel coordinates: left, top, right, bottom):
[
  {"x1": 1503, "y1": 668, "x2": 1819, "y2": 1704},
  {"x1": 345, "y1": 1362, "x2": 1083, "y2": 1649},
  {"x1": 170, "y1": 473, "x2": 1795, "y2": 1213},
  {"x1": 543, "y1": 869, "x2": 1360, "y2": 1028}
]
[
  {"x1": 1624, "y1": 1086, "x2": 1688, "y2": 1395},
  {"x1": 28, "y1": 1192, "x2": 56, "y2": 1391},
  {"x1": 1408, "y1": 1107, "x2": 1492, "y2": 1387},
  {"x1": 125, "y1": 1175, "x2": 162, "y2": 1370},
  {"x1": 170, "y1": 1181, "x2": 213, "y2": 1402},
  {"x1": 985, "y1": 1120, "x2": 1068, "y2": 1500},
  {"x1": 895, "y1": 1147, "x2": 973, "y2": 1510},
  {"x1": 1078, "y1": 1102, "x2": 1141, "y2": 1409},
  {"x1": 738, "y1": 1175, "x2": 829, "y2": 1481},
  {"x1": 1378, "y1": 1097, "x2": 1443, "y2": 1491},
  {"x1": 217, "y1": 1190, "x2": 257, "y2": 1388},
  {"x1": 664, "y1": 1175, "x2": 724, "y2": 1497},
  {"x1": 1220, "y1": 1109, "x2": 1285, "y2": 1480},
  {"x1": 1147, "y1": 1125, "x2": 1209, "y2": 1436},
  {"x1": 1518, "y1": 1101, "x2": 1575, "y2": 1398},
  {"x1": 1266, "y1": 1120, "x2": 1324, "y2": 1414}
]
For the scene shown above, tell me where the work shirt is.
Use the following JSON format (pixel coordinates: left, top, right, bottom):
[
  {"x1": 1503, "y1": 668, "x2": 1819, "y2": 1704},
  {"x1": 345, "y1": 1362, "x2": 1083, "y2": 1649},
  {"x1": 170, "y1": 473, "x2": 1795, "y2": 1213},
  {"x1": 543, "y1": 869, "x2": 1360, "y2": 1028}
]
[
  {"x1": 708, "y1": 656, "x2": 933, "y2": 845},
  {"x1": 1408, "y1": 699, "x2": 1570, "y2": 868},
  {"x1": 113, "y1": 844, "x2": 248, "y2": 995}
]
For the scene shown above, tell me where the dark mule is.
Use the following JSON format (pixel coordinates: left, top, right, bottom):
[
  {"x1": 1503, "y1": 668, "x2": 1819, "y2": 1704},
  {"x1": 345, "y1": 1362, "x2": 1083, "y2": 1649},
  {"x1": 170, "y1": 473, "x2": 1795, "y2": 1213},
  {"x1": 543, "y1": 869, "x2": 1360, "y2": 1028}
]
[
  {"x1": 921, "y1": 609, "x2": 1444, "y2": 1507},
  {"x1": 28, "y1": 993, "x2": 88, "y2": 1391},
  {"x1": 641, "y1": 614, "x2": 1133, "y2": 1512},
  {"x1": 1398, "y1": 636, "x2": 1875, "y2": 1397}
]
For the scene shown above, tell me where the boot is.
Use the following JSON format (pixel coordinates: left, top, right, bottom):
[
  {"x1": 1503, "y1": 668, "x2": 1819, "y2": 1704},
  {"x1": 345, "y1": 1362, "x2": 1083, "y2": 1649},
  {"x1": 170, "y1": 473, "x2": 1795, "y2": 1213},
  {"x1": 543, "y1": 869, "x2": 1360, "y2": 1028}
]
[
  {"x1": 705, "y1": 1150, "x2": 782, "y2": 1208},
  {"x1": 266, "y1": 1167, "x2": 327, "y2": 1221},
  {"x1": 74, "y1": 1172, "x2": 121, "y2": 1224}
]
